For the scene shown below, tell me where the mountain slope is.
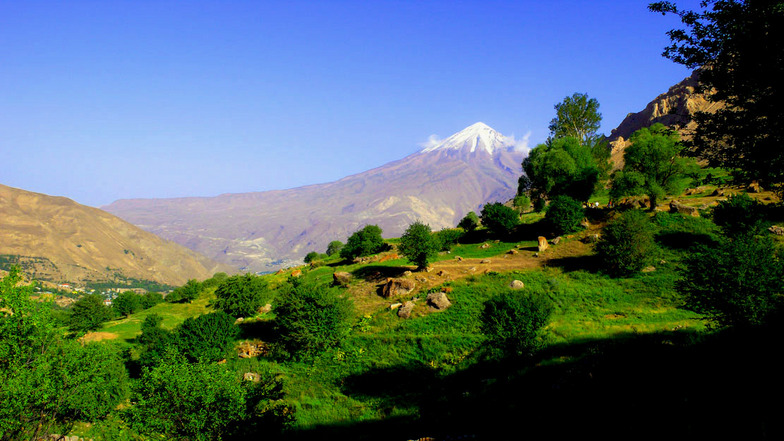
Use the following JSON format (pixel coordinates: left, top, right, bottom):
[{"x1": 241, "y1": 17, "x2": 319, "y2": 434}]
[
  {"x1": 104, "y1": 123, "x2": 527, "y2": 272},
  {"x1": 0, "y1": 184, "x2": 228, "y2": 286}
]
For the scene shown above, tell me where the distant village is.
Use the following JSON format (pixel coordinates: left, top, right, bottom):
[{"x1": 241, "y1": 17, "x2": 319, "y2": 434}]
[{"x1": 35, "y1": 283, "x2": 168, "y2": 307}]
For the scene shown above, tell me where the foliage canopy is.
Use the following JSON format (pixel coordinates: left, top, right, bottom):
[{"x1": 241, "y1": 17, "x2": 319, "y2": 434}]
[{"x1": 398, "y1": 221, "x2": 438, "y2": 270}]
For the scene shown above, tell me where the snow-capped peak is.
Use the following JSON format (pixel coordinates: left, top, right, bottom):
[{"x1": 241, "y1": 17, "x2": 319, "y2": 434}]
[{"x1": 421, "y1": 122, "x2": 521, "y2": 154}]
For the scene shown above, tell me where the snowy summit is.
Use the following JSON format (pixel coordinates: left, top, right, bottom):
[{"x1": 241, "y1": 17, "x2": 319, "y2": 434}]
[{"x1": 421, "y1": 122, "x2": 521, "y2": 155}]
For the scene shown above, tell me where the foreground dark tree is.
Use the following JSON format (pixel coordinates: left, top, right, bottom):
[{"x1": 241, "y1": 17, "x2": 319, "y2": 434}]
[
  {"x1": 69, "y1": 293, "x2": 113, "y2": 334},
  {"x1": 398, "y1": 221, "x2": 438, "y2": 270},
  {"x1": 340, "y1": 225, "x2": 386, "y2": 260},
  {"x1": 481, "y1": 291, "x2": 553, "y2": 357},
  {"x1": 711, "y1": 192, "x2": 768, "y2": 236},
  {"x1": 213, "y1": 274, "x2": 269, "y2": 318},
  {"x1": 595, "y1": 210, "x2": 657, "y2": 276},
  {"x1": 176, "y1": 312, "x2": 238, "y2": 362},
  {"x1": 545, "y1": 195, "x2": 585, "y2": 236},
  {"x1": 681, "y1": 233, "x2": 784, "y2": 328},
  {"x1": 650, "y1": 0, "x2": 784, "y2": 193}
]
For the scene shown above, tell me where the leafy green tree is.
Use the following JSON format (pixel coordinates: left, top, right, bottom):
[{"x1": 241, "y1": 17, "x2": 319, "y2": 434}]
[
  {"x1": 711, "y1": 192, "x2": 768, "y2": 236},
  {"x1": 650, "y1": 0, "x2": 784, "y2": 194},
  {"x1": 398, "y1": 221, "x2": 439, "y2": 270},
  {"x1": 545, "y1": 195, "x2": 585, "y2": 236},
  {"x1": 176, "y1": 312, "x2": 238, "y2": 363},
  {"x1": 274, "y1": 283, "x2": 354, "y2": 360},
  {"x1": 681, "y1": 233, "x2": 784, "y2": 328},
  {"x1": 521, "y1": 136, "x2": 601, "y2": 203},
  {"x1": 113, "y1": 291, "x2": 142, "y2": 317},
  {"x1": 595, "y1": 210, "x2": 657, "y2": 276},
  {"x1": 513, "y1": 194, "x2": 531, "y2": 213},
  {"x1": 170, "y1": 279, "x2": 202, "y2": 303},
  {"x1": 548, "y1": 92, "x2": 602, "y2": 146},
  {"x1": 610, "y1": 123, "x2": 696, "y2": 208},
  {"x1": 69, "y1": 293, "x2": 113, "y2": 334},
  {"x1": 213, "y1": 273, "x2": 269, "y2": 318},
  {"x1": 141, "y1": 291, "x2": 164, "y2": 309},
  {"x1": 457, "y1": 211, "x2": 480, "y2": 232},
  {"x1": 433, "y1": 228, "x2": 465, "y2": 252},
  {"x1": 325, "y1": 240, "x2": 344, "y2": 256},
  {"x1": 304, "y1": 251, "x2": 319, "y2": 264},
  {"x1": 480, "y1": 203, "x2": 520, "y2": 237},
  {"x1": 481, "y1": 291, "x2": 553, "y2": 357},
  {"x1": 137, "y1": 314, "x2": 176, "y2": 369},
  {"x1": 340, "y1": 225, "x2": 386, "y2": 260},
  {"x1": 202, "y1": 272, "x2": 229, "y2": 289}
]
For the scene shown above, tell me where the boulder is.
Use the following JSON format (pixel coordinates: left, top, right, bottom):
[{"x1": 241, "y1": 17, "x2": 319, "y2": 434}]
[
  {"x1": 582, "y1": 234, "x2": 600, "y2": 244},
  {"x1": 403, "y1": 270, "x2": 413, "y2": 276},
  {"x1": 537, "y1": 236, "x2": 549, "y2": 252},
  {"x1": 443, "y1": 287, "x2": 453, "y2": 294},
  {"x1": 769, "y1": 225, "x2": 784, "y2": 236},
  {"x1": 291, "y1": 269, "x2": 303, "y2": 277},
  {"x1": 747, "y1": 181, "x2": 762, "y2": 193},
  {"x1": 552, "y1": 236, "x2": 562, "y2": 245},
  {"x1": 427, "y1": 292, "x2": 451, "y2": 310},
  {"x1": 258, "y1": 304, "x2": 272, "y2": 314},
  {"x1": 398, "y1": 301, "x2": 415, "y2": 319},
  {"x1": 390, "y1": 302, "x2": 403, "y2": 310},
  {"x1": 480, "y1": 259, "x2": 492, "y2": 264},
  {"x1": 333, "y1": 271, "x2": 352, "y2": 286},
  {"x1": 479, "y1": 243, "x2": 491, "y2": 249},
  {"x1": 243, "y1": 372, "x2": 261, "y2": 382},
  {"x1": 509, "y1": 280, "x2": 525, "y2": 290},
  {"x1": 711, "y1": 188, "x2": 724, "y2": 197},
  {"x1": 507, "y1": 249, "x2": 519, "y2": 255},
  {"x1": 669, "y1": 200, "x2": 700, "y2": 217},
  {"x1": 455, "y1": 256, "x2": 464, "y2": 261},
  {"x1": 580, "y1": 218, "x2": 591, "y2": 228},
  {"x1": 437, "y1": 270, "x2": 448, "y2": 277},
  {"x1": 382, "y1": 278, "x2": 416, "y2": 298},
  {"x1": 641, "y1": 266, "x2": 656, "y2": 273}
]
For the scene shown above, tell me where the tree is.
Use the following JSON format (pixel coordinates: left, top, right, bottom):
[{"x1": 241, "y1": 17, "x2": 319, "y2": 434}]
[
  {"x1": 545, "y1": 195, "x2": 585, "y2": 236},
  {"x1": 548, "y1": 92, "x2": 602, "y2": 146},
  {"x1": 610, "y1": 123, "x2": 696, "y2": 208},
  {"x1": 340, "y1": 225, "x2": 386, "y2": 260},
  {"x1": 521, "y1": 136, "x2": 601, "y2": 203},
  {"x1": 113, "y1": 291, "x2": 142, "y2": 317},
  {"x1": 650, "y1": 0, "x2": 784, "y2": 194},
  {"x1": 176, "y1": 312, "x2": 238, "y2": 362},
  {"x1": 595, "y1": 210, "x2": 657, "y2": 276},
  {"x1": 711, "y1": 192, "x2": 768, "y2": 236},
  {"x1": 513, "y1": 194, "x2": 531, "y2": 213},
  {"x1": 457, "y1": 211, "x2": 480, "y2": 232},
  {"x1": 326, "y1": 240, "x2": 344, "y2": 256},
  {"x1": 303, "y1": 251, "x2": 319, "y2": 264},
  {"x1": 480, "y1": 203, "x2": 520, "y2": 237},
  {"x1": 398, "y1": 221, "x2": 439, "y2": 270},
  {"x1": 481, "y1": 291, "x2": 553, "y2": 357},
  {"x1": 213, "y1": 273, "x2": 269, "y2": 318},
  {"x1": 433, "y1": 228, "x2": 465, "y2": 252},
  {"x1": 137, "y1": 314, "x2": 177, "y2": 369},
  {"x1": 274, "y1": 283, "x2": 354, "y2": 360},
  {"x1": 69, "y1": 293, "x2": 113, "y2": 334},
  {"x1": 140, "y1": 291, "x2": 164, "y2": 309},
  {"x1": 170, "y1": 279, "x2": 202, "y2": 303},
  {"x1": 681, "y1": 233, "x2": 784, "y2": 328}
]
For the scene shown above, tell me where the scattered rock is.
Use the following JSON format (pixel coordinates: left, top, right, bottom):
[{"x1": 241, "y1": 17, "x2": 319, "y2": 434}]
[
  {"x1": 769, "y1": 225, "x2": 784, "y2": 236},
  {"x1": 427, "y1": 292, "x2": 452, "y2": 310},
  {"x1": 258, "y1": 304, "x2": 272, "y2": 314},
  {"x1": 234, "y1": 317, "x2": 245, "y2": 324},
  {"x1": 390, "y1": 303, "x2": 403, "y2": 310},
  {"x1": 382, "y1": 278, "x2": 416, "y2": 298},
  {"x1": 659, "y1": 260, "x2": 667, "y2": 265},
  {"x1": 669, "y1": 200, "x2": 700, "y2": 217},
  {"x1": 479, "y1": 243, "x2": 491, "y2": 249},
  {"x1": 551, "y1": 236, "x2": 562, "y2": 245},
  {"x1": 437, "y1": 270, "x2": 449, "y2": 277},
  {"x1": 509, "y1": 280, "x2": 525, "y2": 290},
  {"x1": 507, "y1": 249, "x2": 518, "y2": 255},
  {"x1": 243, "y1": 372, "x2": 261, "y2": 382},
  {"x1": 580, "y1": 218, "x2": 590, "y2": 228},
  {"x1": 443, "y1": 287, "x2": 453, "y2": 294},
  {"x1": 685, "y1": 187, "x2": 695, "y2": 195},
  {"x1": 480, "y1": 259, "x2": 491, "y2": 264},
  {"x1": 379, "y1": 253, "x2": 400, "y2": 263},
  {"x1": 641, "y1": 266, "x2": 656, "y2": 273},
  {"x1": 747, "y1": 180, "x2": 762, "y2": 193},
  {"x1": 425, "y1": 267, "x2": 433, "y2": 273},
  {"x1": 291, "y1": 269, "x2": 303, "y2": 277},
  {"x1": 455, "y1": 256, "x2": 464, "y2": 261},
  {"x1": 537, "y1": 236, "x2": 548, "y2": 252},
  {"x1": 416, "y1": 276, "x2": 429, "y2": 283},
  {"x1": 468, "y1": 267, "x2": 477, "y2": 272},
  {"x1": 711, "y1": 188, "x2": 725, "y2": 197},
  {"x1": 238, "y1": 340, "x2": 268, "y2": 358},
  {"x1": 582, "y1": 234, "x2": 600, "y2": 244},
  {"x1": 398, "y1": 301, "x2": 415, "y2": 319},
  {"x1": 403, "y1": 270, "x2": 413, "y2": 276},
  {"x1": 275, "y1": 269, "x2": 285, "y2": 275},
  {"x1": 333, "y1": 271, "x2": 352, "y2": 286}
]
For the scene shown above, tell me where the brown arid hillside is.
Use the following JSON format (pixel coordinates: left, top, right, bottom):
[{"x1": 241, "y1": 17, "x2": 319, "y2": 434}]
[
  {"x1": 0, "y1": 184, "x2": 229, "y2": 286},
  {"x1": 104, "y1": 123, "x2": 526, "y2": 273},
  {"x1": 606, "y1": 70, "x2": 724, "y2": 168}
]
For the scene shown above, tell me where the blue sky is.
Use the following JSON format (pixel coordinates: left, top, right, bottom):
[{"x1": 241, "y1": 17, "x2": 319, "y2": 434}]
[{"x1": 0, "y1": 0, "x2": 699, "y2": 207}]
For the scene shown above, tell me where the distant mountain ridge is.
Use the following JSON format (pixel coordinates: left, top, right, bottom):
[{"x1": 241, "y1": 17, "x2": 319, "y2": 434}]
[
  {"x1": 0, "y1": 184, "x2": 228, "y2": 286},
  {"x1": 104, "y1": 123, "x2": 527, "y2": 272}
]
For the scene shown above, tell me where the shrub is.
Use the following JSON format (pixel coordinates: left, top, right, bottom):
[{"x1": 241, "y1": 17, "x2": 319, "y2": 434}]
[
  {"x1": 213, "y1": 274, "x2": 269, "y2": 318},
  {"x1": 340, "y1": 225, "x2": 386, "y2": 260},
  {"x1": 457, "y1": 211, "x2": 480, "y2": 232},
  {"x1": 69, "y1": 294, "x2": 113, "y2": 334},
  {"x1": 176, "y1": 312, "x2": 238, "y2": 362},
  {"x1": 326, "y1": 240, "x2": 344, "y2": 256},
  {"x1": 545, "y1": 195, "x2": 584, "y2": 235},
  {"x1": 433, "y1": 228, "x2": 465, "y2": 251},
  {"x1": 513, "y1": 194, "x2": 531, "y2": 213},
  {"x1": 595, "y1": 210, "x2": 657, "y2": 276},
  {"x1": 399, "y1": 221, "x2": 439, "y2": 270},
  {"x1": 480, "y1": 203, "x2": 520, "y2": 237},
  {"x1": 169, "y1": 279, "x2": 202, "y2": 303},
  {"x1": 140, "y1": 291, "x2": 164, "y2": 309},
  {"x1": 711, "y1": 192, "x2": 768, "y2": 236},
  {"x1": 681, "y1": 234, "x2": 784, "y2": 328},
  {"x1": 113, "y1": 291, "x2": 142, "y2": 317},
  {"x1": 481, "y1": 291, "x2": 553, "y2": 357},
  {"x1": 303, "y1": 251, "x2": 319, "y2": 264},
  {"x1": 274, "y1": 283, "x2": 354, "y2": 360}
]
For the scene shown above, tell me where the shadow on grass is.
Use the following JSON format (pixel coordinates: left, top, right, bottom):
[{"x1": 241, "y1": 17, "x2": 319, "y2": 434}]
[
  {"x1": 272, "y1": 326, "x2": 784, "y2": 440},
  {"x1": 656, "y1": 231, "x2": 718, "y2": 250},
  {"x1": 545, "y1": 253, "x2": 603, "y2": 273},
  {"x1": 351, "y1": 265, "x2": 412, "y2": 283},
  {"x1": 236, "y1": 318, "x2": 277, "y2": 341}
]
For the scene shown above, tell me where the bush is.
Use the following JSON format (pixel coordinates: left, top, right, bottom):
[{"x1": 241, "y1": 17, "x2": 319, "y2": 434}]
[
  {"x1": 113, "y1": 291, "x2": 142, "y2": 317},
  {"x1": 137, "y1": 314, "x2": 176, "y2": 369},
  {"x1": 480, "y1": 203, "x2": 520, "y2": 237},
  {"x1": 513, "y1": 194, "x2": 531, "y2": 213},
  {"x1": 595, "y1": 210, "x2": 657, "y2": 276},
  {"x1": 481, "y1": 291, "x2": 553, "y2": 357},
  {"x1": 140, "y1": 291, "x2": 164, "y2": 309},
  {"x1": 303, "y1": 251, "x2": 319, "y2": 264},
  {"x1": 326, "y1": 240, "x2": 344, "y2": 256},
  {"x1": 711, "y1": 192, "x2": 768, "y2": 236},
  {"x1": 168, "y1": 279, "x2": 202, "y2": 303},
  {"x1": 340, "y1": 225, "x2": 386, "y2": 260},
  {"x1": 398, "y1": 221, "x2": 439, "y2": 270},
  {"x1": 545, "y1": 195, "x2": 584, "y2": 235},
  {"x1": 457, "y1": 211, "x2": 480, "y2": 232},
  {"x1": 213, "y1": 274, "x2": 269, "y2": 318},
  {"x1": 176, "y1": 312, "x2": 238, "y2": 362},
  {"x1": 274, "y1": 283, "x2": 354, "y2": 360},
  {"x1": 681, "y1": 234, "x2": 784, "y2": 328},
  {"x1": 433, "y1": 228, "x2": 465, "y2": 251}
]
